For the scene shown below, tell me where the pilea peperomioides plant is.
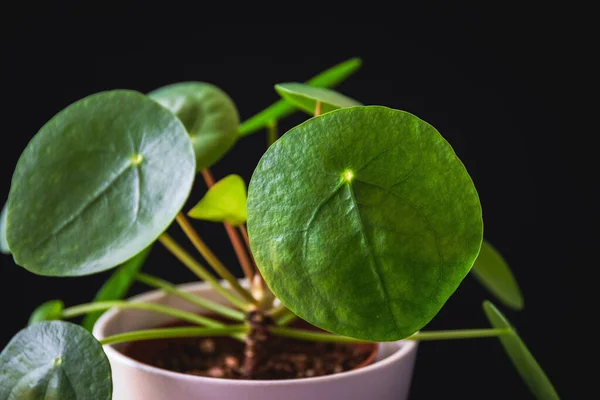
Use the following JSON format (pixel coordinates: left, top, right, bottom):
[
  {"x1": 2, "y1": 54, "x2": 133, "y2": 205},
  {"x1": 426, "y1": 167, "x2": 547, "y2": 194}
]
[{"x1": 0, "y1": 58, "x2": 558, "y2": 399}]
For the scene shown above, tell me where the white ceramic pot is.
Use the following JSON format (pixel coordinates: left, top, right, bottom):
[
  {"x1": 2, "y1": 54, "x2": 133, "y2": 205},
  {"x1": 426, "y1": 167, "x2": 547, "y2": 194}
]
[{"x1": 93, "y1": 281, "x2": 418, "y2": 400}]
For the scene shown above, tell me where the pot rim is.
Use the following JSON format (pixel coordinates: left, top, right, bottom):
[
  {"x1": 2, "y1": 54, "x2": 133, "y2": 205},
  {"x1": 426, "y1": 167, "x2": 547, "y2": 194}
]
[{"x1": 93, "y1": 281, "x2": 418, "y2": 386}]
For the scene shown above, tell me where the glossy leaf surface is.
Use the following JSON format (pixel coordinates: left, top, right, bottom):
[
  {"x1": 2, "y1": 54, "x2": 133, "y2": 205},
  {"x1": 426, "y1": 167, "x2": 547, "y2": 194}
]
[
  {"x1": 238, "y1": 58, "x2": 362, "y2": 136},
  {"x1": 483, "y1": 301, "x2": 560, "y2": 400},
  {"x1": 6, "y1": 90, "x2": 195, "y2": 277},
  {"x1": 0, "y1": 321, "x2": 112, "y2": 400},
  {"x1": 149, "y1": 82, "x2": 239, "y2": 170},
  {"x1": 275, "y1": 83, "x2": 360, "y2": 115},
  {"x1": 28, "y1": 300, "x2": 64, "y2": 326},
  {"x1": 0, "y1": 202, "x2": 8, "y2": 254},
  {"x1": 188, "y1": 175, "x2": 247, "y2": 226},
  {"x1": 248, "y1": 106, "x2": 483, "y2": 341},
  {"x1": 473, "y1": 240, "x2": 524, "y2": 310},
  {"x1": 82, "y1": 246, "x2": 152, "y2": 331}
]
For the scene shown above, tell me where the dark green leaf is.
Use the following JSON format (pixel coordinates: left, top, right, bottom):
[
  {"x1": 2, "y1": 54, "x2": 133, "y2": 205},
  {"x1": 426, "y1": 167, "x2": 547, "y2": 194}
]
[
  {"x1": 0, "y1": 201, "x2": 8, "y2": 254},
  {"x1": 28, "y1": 300, "x2": 64, "y2": 325},
  {"x1": 149, "y1": 82, "x2": 239, "y2": 170},
  {"x1": 188, "y1": 174, "x2": 247, "y2": 226},
  {"x1": 6, "y1": 90, "x2": 195, "y2": 277},
  {"x1": 0, "y1": 321, "x2": 112, "y2": 400},
  {"x1": 275, "y1": 83, "x2": 361, "y2": 115},
  {"x1": 248, "y1": 106, "x2": 483, "y2": 341},
  {"x1": 238, "y1": 58, "x2": 362, "y2": 136},
  {"x1": 82, "y1": 246, "x2": 152, "y2": 331},
  {"x1": 483, "y1": 301, "x2": 560, "y2": 400},
  {"x1": 472, "y1": 240, "x2": 524, "y2": 310}
]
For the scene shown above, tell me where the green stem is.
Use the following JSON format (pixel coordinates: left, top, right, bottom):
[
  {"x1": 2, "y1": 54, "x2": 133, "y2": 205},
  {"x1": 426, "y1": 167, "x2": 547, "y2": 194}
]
[
  {"x1": 276, "y1": 312, "x2": 298, "y2": 327},
  {"x1": 175, "y1": 214, "x2": 257, "y2": 305},
  {"x1": 269, "y1": 327, "x2": 512, "y2": 343},
  {"x1": 267, "y1": 303, "x2": 289, "y2": 319},
  {"x1": 158, "y1": 233, "x2": 249, "y2": 310},
  {"x1": 62, "y1": 301, "x2": 224, "y2": 328},
  {"x1": 100, "y1": 325, "x2": 247, "y2": 346},
  {"x1": 267, "y1": 120, "x2": 278, "y2": 146},
  {"x1": 136, "y1": 273, "x2": 245, "y2": 321}
]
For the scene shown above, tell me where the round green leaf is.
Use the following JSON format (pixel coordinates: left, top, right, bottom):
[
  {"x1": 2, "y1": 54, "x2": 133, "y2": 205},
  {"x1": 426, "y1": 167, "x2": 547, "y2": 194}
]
[
  {"x1": 0, "y1": 321, "x2": 112, "y2": 400},
  {"x1": 275, "y1": 83, "x2": 361, "y2": 115},
  {"x1": 28, "y1": 300, "x2": 64, "y2": 326},
  {"x1": 7, "y1": 90, "x2": 195, "y2": 277},
  {"x1": 82, "y1": 245, "x2": 153, "y2": 331},
  {"x1": 483, "y1": 301, "x2": 560, "y2": 400},
  {"x1": 472, "y1": 240, "x2": 524, "y2": 310},
  {"x1": 247, "y1": 106, "x2": 483, "y2": 341},
  {"x1": 188, "y1": 174, "x2": 247, "y2": 226},
  {"x1": 149, "y1": 82, "x2": 239, "y2": 170},
  {"x1": 0, "y1": 201, "x2": 9, "y2": 254}
]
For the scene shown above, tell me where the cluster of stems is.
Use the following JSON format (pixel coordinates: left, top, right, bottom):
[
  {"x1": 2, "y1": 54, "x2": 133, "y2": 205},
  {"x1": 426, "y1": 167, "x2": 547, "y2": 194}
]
[{"x1": 58, "y1": 103, "x2": 511, "y2": 378}]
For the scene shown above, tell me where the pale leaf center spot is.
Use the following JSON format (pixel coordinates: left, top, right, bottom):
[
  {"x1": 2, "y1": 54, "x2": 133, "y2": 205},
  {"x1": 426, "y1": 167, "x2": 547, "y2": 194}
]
[{"x1": 130, "y1": 154, "x2": 144, "y2": 166}]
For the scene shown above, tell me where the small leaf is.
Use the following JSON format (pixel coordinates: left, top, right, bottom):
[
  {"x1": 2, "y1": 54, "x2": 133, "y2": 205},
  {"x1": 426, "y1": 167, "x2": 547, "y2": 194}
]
[
  {"x1": 0, "y1": 321, "x2": 112, "y2": 399},
  {"x1": 483, "y1": 301, "x2": 560, "y2": 400},
  {"x1": 28, "y1": 300, "x2": 64, "y2": 325},
  {"x1": 82, "y1": 246, "x2": 152, "y2": 331},
  {"x1": 0, "y1": 201, "x2": 9, "y2": 254},
  {"x1": 275, "y1": 83, "x2": 361, "y2": 115},
  {"x1": 248, "y1": 106, "x2": 483, "y2": 341},
  {"x1": 472, "y1": 240, "x2": 524, "y2": 310},
  {"x1": 238, "y1": 58, "x2": 363, "y2": 136},
  {"x1": 188, "y1": 175, "x2": 247, "y2": 226},
  {"x1": 149, "y1": 82, "x2": 240, "y2": 170},
  {"x1": 6, "y1": 90, "x2": 195, "y2": 277}
]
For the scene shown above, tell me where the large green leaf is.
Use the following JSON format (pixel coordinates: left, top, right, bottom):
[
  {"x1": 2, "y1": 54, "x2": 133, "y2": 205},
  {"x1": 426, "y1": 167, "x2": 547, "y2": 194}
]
[
  {"x1": 483, "y1": 301, "x2": 560, "y2": 400},
  {"x1": 28, "y1": 300, "x2": 65, "y2": 326},
  {"x1": 6, "y1": 90, "x2": 195, "y2": 277},
  {"x1": 0, "y1": 321, "x2": 112, "y2": 400},
  {"x1": 149, "y1": 82, "x2": 239, "y2": 170},
  {"x1": 0, "y1": 201, "x2": 8, "y2": 254},
  {"x1": 472, "y1": 240, "x2": 524, "y2": 310},
  {"x1": 275, "y1": 83, "x2": 361, "y2": 115},
  {"x1": 247, "y1": 106, "x2": 483, "y2": 341},
  {"x1": 82, "y1": 246, "x2": 153, "y2": 331},
  {"x1": 238, "y1": 58, "x2": 362, "y2": 136},
  {"x1": 188, "y1": 174, "x2": 247, "y2": 226}
]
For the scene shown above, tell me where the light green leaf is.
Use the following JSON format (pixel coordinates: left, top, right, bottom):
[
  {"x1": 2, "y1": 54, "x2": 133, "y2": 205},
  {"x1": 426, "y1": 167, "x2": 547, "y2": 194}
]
[
  {"x1": 472, "y1": 240, "x2": 524, "y2": 310},
  {"x1": 275, "y1": 83, "x2": 361, "y2": 115},
  {"x1": 483, "y1": 301, "x2": 560, "y2": 400},
  {"x1": 0, "y1": 321, "x2": 112, "y2": 400},
  {"x1": 0, "y1": 201, "x2": 8, "y2": 254},
  {"x1": 6, "y1": 90, "x2": 195, "y2": 277},
  {"x1": 188, "y1": 175, "x2": 247, "y2": 226},
  {"x1": 149, "y1": 82, "x2": 239, "y2": 170},
  {"x1": 247, "y1": 106, "x2": 483, "y2": 341},
  {"x1": 82, "y1": 246, "x2": 152, "y2": 331},
  {"x1": 238, "y1": 58, "x2": 362, "y2": 136},
  {"x1": 28, "y1": 300, "x2": 64, "y2": 326}
]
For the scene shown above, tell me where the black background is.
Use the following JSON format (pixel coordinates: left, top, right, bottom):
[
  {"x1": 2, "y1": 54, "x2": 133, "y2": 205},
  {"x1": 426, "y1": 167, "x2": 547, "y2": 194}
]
[{"x1": 1, "y1": 4, "x2": 581, "y2": 399}]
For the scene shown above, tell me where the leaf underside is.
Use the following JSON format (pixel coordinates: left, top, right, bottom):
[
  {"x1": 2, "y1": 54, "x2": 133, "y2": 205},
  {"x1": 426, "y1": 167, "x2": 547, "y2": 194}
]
[
  {"x1": 0, "y1": 321, "x2": 112, "y2": 400},
  {"x1": 6, "y1": 90, "x2": 195, "y2": 277},
  {"x1": 247, "y1": 106, "x2": 483, "y2": 341},
  {"x1": 275, "y1": 83, "x2": 361, "y2": 115}
]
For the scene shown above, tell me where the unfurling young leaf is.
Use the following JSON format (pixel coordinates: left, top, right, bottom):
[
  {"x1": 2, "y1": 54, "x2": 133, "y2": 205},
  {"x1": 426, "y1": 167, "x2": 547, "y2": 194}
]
[
  {"x1": 6, "y1": 90, "x2": 195, "y2": 277},
  {"x1": 0, "y1": 321, "x2": 112, "y2": 400},
  {"x1": 148, "y1": 82, "x2": 240, "y2": 171},
  {"x1": 81, "y1": 246, "x2": 153, "y2": 331},
  {"x1": 238, "y1": 58, "x2": 363, "y2": 136},
  {"x1": 0, "y1": 201, "x2": 9, "y2": 254},
  {"x1": 248, "y1": 106, "x2": 483, "y2": 341},
  {"x1": 28, "y1": 300, "x2": 64, "y2": 326},
  {"x1": 188, "y1": 175, "x2": 247, "y2": 226},
  {"x1": 275, "y1": 83, "x2": 361, "y2": 115},
  {"x1": 483, "y1": 301, "x2": 560, "y2": 400},
  {"x1": 472, "y1": 240, "x2": 524, "y2": 310}
]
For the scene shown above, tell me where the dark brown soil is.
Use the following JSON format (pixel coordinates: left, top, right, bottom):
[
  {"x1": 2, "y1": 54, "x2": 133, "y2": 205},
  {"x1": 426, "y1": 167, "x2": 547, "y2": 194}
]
[{"x1": 123, "y1": 318, "x2": 376, "y2": 380}]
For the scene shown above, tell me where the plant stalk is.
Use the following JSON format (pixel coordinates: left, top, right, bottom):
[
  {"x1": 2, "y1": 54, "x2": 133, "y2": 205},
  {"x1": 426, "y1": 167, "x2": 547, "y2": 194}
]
[
  {"x1": 241, "y1": 310, "x2": 273, "y2": 379},
  {"x1": 136, "y1": 273, "x2": 245, "y2": 321},
  {"x1": 314, "y1": 100, "x2": 322, "y2": 116},
  {"x1": 175, "y1": 214, "x2": 257, "y2": 305},
  {"x1": 158, "y1": 233, "x2": 249, "y2": 310},
  {"x1": 267, "y1": 120, "x2": 278, "y2": 146},
  {"x1": 100, "y1": 325, "x2": 247, "y2": 346}
]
